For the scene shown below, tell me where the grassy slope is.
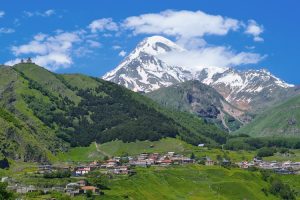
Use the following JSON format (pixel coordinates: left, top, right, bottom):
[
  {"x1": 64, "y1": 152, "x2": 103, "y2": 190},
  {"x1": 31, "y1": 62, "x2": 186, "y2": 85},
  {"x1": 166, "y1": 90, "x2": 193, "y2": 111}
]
[
  {"x1": 103, "y1": 165, "x2": 277, "y2": 200},
  {"x1": 235, "y1": 94, "x2": 300, "y2": 137},
  {"x1": 57, "y1": 142, "x2": 102, "y2": 162},
  {"x1": 4, "y1": 163, "x2": 290, "y2": 200},
  {"x1": 0, "y1": 66, "x2": 62, "y2": 162},
  {"x1": 263, "y1": 149, "x2": 300, "y2": 162},
  {"x1": 57, "y1": 138, "x2": 255, "y2": 163}
]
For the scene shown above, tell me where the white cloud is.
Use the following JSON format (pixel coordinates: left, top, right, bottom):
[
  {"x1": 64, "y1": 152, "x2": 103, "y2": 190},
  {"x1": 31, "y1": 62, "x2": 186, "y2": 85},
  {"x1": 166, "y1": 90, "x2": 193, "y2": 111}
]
[
  {"x1": 34, "y1": 33, "x2": 48, "y2": 41},
  {"x1": 176, "y1": 37, "x2": 207, "y2": 50},
  {"x1": 245, "y1": 20, "x2": 264, "y2": 42},
  {"x1": 245, "y1": 45, "x2": 255, "y2": 50},
  {"x1": 34, "y1": 53, "x2": 72, "y2": 69},
  {"x1": 118, "y1": 50, "x2": 127, "y2": 57},
  {"x1": 123, "y1": 10, "x2": 240, "y2": 40},
  {"x1": 88, "y1": 18, "x2": 118, "y2": 33},
  {"x1": 0, "y1": 11, "x2": 5, "y2": 18},
  {"x1": 157, "y1": 46, "x2": 265, "y2": 71},
  {"x1": 0, "y1": 28, "x2": 15, "y2": 34},
  {"x1": 87, "y1": 40, "x2": 101, "y2": 48},
  {"x1": 123, "y1": 9, "x2": 265, "y2": 47},
  {"x1": 8, "y1": 31, "x2": 82, "y2": 70},
  {"x1": 23, "y1": 9, "x2": 56, "y2": 18},
  {"x1": 44, "y1": 9, "x2": 55, "y2": 17},
  {"x1": 5, "y1": 58, "x2": 21, "y2": 66},
  {"x1": 112, "y1": 45, "x2": 121, "y2": 50},
  {"x1": 122, "y1": 10, "x2": 265, "y2": 69}
]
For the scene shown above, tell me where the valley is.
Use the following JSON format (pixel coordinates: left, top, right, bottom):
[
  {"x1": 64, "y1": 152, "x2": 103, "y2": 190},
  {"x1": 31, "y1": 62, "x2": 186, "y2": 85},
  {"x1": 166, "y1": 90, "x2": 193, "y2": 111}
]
[
  {"x1": 0, "y1": 33, "x2": 299, "y2": 200},
  {"x1": 0, "y1": 55, "x2": 300, "y2": 200},
  {"x1": 1, "y1": 2, "x2": 300, "y2": 200}
]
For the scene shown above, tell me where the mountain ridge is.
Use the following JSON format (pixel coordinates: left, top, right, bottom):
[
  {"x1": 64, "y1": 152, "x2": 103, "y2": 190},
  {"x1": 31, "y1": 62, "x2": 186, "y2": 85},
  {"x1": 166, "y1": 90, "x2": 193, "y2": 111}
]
[
  {"x1": 146, "y1": 80, "x2": 246, "y2": 132},
  {"x1": 103, "y1": 35, "x2": 298, "y2": 112},
  {"x1": 235, "y1": 94, "x2": 300, "y2": 137},
  {"x1": 0, "y1": 63, "x2": 227, "y2": 162}
]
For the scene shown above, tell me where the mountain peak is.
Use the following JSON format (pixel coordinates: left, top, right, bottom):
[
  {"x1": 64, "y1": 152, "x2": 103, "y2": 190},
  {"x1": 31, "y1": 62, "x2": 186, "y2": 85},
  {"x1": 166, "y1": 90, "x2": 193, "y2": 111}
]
[{"x1": 133, "y1": 35, "x2": 184, "y2": 56}]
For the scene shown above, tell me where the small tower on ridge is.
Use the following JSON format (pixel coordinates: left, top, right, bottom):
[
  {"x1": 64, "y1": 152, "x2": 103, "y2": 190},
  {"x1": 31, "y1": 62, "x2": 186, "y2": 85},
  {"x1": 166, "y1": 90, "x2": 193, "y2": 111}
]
[{"x1": 26, "y1": 57, "x2": 32, "y2": 64}]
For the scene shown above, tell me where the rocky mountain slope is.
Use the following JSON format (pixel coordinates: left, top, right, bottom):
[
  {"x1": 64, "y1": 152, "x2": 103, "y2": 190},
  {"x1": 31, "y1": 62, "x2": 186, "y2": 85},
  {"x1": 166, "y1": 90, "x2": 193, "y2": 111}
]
[
  {"x1": 146, "y1": 80, "x2": 246, "y2": 132},
  {"x1": 103, "y1": 36, "x2": 299, "y2": 112},
  {"x1": 0, "y1": 63, "x2": 227, "y2": 162},
  {"x1": 235, "y1": 94, "x2": 300, "y2": 137}
]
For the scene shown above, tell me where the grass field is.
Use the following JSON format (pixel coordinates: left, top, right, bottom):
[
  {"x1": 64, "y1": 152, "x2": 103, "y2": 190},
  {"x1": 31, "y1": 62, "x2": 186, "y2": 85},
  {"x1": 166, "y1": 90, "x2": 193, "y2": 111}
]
[
  {"x1": 101, "y1": 165, "x2": 278, "y2": 200},
  {"x1": 263, "y1": 150, "x2": 300, "y2": 162},
  {"x1": 56, "y1": 138, "x2": 256, "y2": 163},
  {"x1": 57, "y1": 142, "x2": 103, "y2": 162},
  {"x1": 9, "y1": 165, "x2": 291, "y2": 200}
]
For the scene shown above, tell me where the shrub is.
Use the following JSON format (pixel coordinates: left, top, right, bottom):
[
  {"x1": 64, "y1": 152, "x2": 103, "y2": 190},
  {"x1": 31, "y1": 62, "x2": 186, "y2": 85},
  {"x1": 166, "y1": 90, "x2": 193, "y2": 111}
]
[{"x1": 257, "y1": 147, "x2": 276, "y2": 157}]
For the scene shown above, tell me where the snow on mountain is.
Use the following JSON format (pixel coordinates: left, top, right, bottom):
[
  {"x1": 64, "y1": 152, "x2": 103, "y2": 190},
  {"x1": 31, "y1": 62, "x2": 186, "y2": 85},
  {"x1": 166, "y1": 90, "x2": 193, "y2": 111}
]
[
  {"x1": 207, "y1": 69, "x2": 295, "y2": 110},
  {"x1": 103, "y1": 35, "x2": 296, "y2": 111},
  {"x1": 103, "y1": 36, "x2": 191, "y2": 92}
]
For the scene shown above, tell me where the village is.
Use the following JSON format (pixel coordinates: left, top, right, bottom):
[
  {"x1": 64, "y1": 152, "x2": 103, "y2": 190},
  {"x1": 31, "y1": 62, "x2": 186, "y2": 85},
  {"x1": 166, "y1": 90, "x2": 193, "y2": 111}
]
[
  {"x1": 2, "y1": 151, "x2": 300, "y2": 197},
  {"x1": 236, "y1": 158, "x2": 300, "y2": 174},
  {"x1": 2, "y1": 152, "x2": 195, "y2": 197}
]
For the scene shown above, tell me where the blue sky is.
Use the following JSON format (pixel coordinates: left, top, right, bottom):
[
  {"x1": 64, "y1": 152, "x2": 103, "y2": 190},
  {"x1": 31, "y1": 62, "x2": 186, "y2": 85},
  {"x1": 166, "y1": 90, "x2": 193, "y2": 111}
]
[{"x1": 0, "y1": 0, "x2": 299, "y2": 84}]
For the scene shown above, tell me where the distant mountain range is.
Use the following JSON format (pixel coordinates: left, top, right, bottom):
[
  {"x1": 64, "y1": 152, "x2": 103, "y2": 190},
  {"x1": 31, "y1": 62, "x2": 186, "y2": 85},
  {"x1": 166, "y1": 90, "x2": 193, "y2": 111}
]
[{"x1": 103, "y1": 36, "x2": 300, "y2": 113}]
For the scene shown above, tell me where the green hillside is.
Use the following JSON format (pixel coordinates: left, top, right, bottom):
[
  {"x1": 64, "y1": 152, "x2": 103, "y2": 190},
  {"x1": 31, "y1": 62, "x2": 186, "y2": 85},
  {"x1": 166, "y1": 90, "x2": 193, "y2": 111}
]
[
  {"x1": 100, "y1": 166, "x2": 278, "y2": 200},
  {"x1": 235, "y1": 94, "x2": 300, "y2": 137},
  {"x1": 0, "y1": 64, "x2": 226, "y2": 162},
  {"x1": 146, "y1": 80, "x2": 245, "y2": 132},
  {"x1": 57, "y1": 137, "x2": 255, "y2": 163}
]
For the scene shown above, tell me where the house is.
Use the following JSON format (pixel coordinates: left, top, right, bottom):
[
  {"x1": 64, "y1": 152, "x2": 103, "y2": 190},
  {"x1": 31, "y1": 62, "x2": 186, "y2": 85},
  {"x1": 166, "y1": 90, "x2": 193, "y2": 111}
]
[
  {"x1": 253, "y1": 157, "x2": 263, "y2": 163},
  {"x1": 205, "y1": 157, "x2": 214, "y2": 166},
  {"x1": 167, "y1": 152, "x2": 175, "y2": 157},
  {"x1": 198, "y1": 144, "x2": 205, "y2": 147},
  {"x1": 221, "y1": 159, "x2": 231, "y2": 166},
  {"x1": 182, "y1": 157, "x2": 194, "y2": 164},
  {"x1": 88, "y1": 161, "x2": 99, "y2": 168},
  {"x1": 159, "y1": 159, "x2": 173, "y2": 166},
  {"x1": 130, "y1": 160, "x2": 148, "y2": 167},
  {"x1": 106, "y1": 159, "x2": 118, "y2": 168},
  {"x1": 137, "y1": 153, "x2": 149, "y2": 160},
  {"x1": 65, "y1": 183, "x2": 82, "y2": 196},
  {"x1": 75, "y1": 167, "x2": 91, "y2": 176},
  {"x1": 16, "y1": 185, "x2": 37, "y2": 194},
  {"x1": 274, "y1": 168, "x2": 295, "y2": 175},
  {"x1": 111, "y1": 166, "x2": 130, "y2": 175},
  {"x1": 238, "y1": 161, "x2": 249, "y2": 169},
  {"x1": 81, "y1": 186, "x2": 100, "y2": 195},
  {"x1": 148, "y1": 153, "x2": 160, "y2": 161}
]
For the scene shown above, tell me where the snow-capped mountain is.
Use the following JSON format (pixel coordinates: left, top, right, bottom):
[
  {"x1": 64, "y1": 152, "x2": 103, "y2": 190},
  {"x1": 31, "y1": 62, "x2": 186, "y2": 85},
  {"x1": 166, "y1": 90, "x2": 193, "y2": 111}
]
[
  {"x1": 201, "y1": 68, "x2": 296, "y2": 111},
  {"x1": 103, "y1": 36, "x2": 192, "y2": 92},
  {"x1": 103, "y1": 35, "x2": 298, "y2": 112}
]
